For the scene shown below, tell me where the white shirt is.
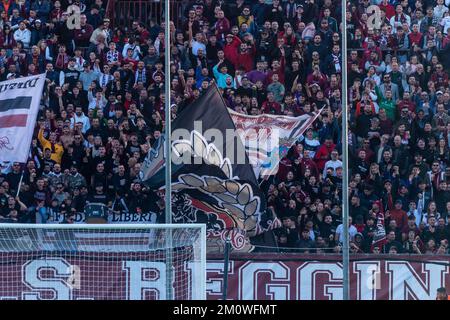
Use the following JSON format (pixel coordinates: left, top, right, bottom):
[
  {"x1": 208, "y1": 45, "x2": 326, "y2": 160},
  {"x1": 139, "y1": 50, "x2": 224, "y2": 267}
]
[
  {"x1": 122, "y1": 43, "x2": 141, "y2": 61},
  {"x1": 389, "y1": 14, "x2": 411, "y2": 33},
  {"x1": 323, "y1": 159, "x2": 343, "y2": 177},
  {"x1": 88, "y1": 90, "x2": 108, "y2": 110},
  {"x1": 191, "y1": 40, "x2": 206, "y2": 56},
  {"x1": 70, "y1": 113, "x2": 91, "y2": 133},
  {"x1": 441, "y1": 16, "x2": 450, "y2": 34},
  {"x1": 13, "y1": 28, "x2": 31, "y2": 48},
  {"x1": 335, "y1": 224, "x2": 358, "y2": 243},
  {"x1": 74, "y1": 56, "x2": 86, "y2": 72},
  {"x1": 98, "y1": 72, "x2": 113, "y2": 88},
  {"x1": 434, "y1": 5, "x2": 449, "y2": 20}
]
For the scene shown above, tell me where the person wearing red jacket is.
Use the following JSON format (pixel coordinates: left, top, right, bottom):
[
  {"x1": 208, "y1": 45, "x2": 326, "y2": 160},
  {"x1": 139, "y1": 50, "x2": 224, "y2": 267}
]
[
  {"x1": 430, "y1": 63, "x2": 449, "y2": 88},
  {"x1": 73, "y1": 14, "x2": 94, "y2": 47},
  {"x1": 214, "y1": 9, "x2": 230, "y2": 42},
  {"x1": 396, "y1": 91, "x2": 416, "y2": 115},
  {"x1": 261, "y1": 92, "x2": 281, "y2": 114},
  {"x1": 223, "y1": 33, "x2": 241, "y2": 69},
  {"x1": 299, "y1": 149, "x2": 320, "y2": 179},
  {"x1": 137, "y1": 23, "x2": 150, "y2": 44},
  {"x1": 379, "y1": 0, "x2": 396, "y2": 19},
  {"x1": 314, "y1": 137, "x2": 335, "y2": 171},
  {"x1": 235, "y1": 41, "x2": 256, "y2": 73},
  {"x1": 265, "y1": 49, "x2": 286, "y2": 86},
  {"x1": 408, "y1": 24, "x2": 423, "y2": 47},
  {"x1": 306, "y1": 65, "x2": 328, "y2": 91},
  {"x1": 387, "y1": 200, "x2": 408, "y2": 231}
]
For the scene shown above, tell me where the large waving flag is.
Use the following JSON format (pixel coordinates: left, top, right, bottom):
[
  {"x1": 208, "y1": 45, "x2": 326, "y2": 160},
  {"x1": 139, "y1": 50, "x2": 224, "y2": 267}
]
[
  {"x1": 142, "y1": 85, "x2": 327, "y2": 251},
  {"x1": 141, "y1": 85, "x2": 275, "y2": 251},
  {"x1": 0, "y1": 74, "x2": 46, "y2": 163},
  {"x1": 140, "y1": 84, "x2": 257, "y2": 188},
  {"x1": 229, "y1": 108, "x2": 322, "y2": 177}
]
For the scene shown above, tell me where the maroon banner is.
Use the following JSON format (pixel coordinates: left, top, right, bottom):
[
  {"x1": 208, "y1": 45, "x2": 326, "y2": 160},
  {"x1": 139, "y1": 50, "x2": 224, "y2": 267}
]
[
  {"x1": 0, "y1": 253, "x2": 448, "y2": 300},
  {"x1": 207, "y1": 254, "x2": 450, "y2": 300}
]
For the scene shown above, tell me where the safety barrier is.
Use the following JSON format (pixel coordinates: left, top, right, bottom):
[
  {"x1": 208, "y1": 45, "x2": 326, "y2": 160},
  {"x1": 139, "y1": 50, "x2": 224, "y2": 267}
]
[{"x1": 107, "y1": 0, "x2": 185, "y2": 30}]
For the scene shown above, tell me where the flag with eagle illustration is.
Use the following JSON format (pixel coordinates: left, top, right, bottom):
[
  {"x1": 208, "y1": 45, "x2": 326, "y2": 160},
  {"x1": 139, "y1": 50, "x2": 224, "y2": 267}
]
[{"x1": 140, "y1": 84, "x2": 321, "y2": 252}]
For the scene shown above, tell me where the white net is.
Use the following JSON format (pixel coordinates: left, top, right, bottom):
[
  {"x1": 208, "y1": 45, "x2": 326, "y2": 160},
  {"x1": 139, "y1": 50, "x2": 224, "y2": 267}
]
[{"x1": 0, "y1": 224, "x2": 206, "y2": 300}]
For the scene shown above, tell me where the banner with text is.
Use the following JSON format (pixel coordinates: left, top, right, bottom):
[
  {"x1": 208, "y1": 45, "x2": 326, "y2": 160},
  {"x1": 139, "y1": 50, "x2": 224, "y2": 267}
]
[
  {"x1": 0, "y1": 74, "x2": 46, "y2": 163},
  {"x1": 0, "y1": 254, "x2": 448, "y2": 300},
  {"x1": 48, "y1": 211, "x2": 158, "y2": 224}
]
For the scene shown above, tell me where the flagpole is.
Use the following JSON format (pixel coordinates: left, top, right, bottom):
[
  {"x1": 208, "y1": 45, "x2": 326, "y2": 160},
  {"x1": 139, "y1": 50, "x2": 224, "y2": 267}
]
[
  {"x1": 15, "y1": 146, "x2": 33, "y2": 198},
  {"x1": 341, "y1": 0, "x2": 350, "y2": 301},
  {"x1": 15, "y1": 170, "x2": 24, "y2": 198},
  {"x1": 164, "y1": 0, "x2": 173, "y2": 300}
]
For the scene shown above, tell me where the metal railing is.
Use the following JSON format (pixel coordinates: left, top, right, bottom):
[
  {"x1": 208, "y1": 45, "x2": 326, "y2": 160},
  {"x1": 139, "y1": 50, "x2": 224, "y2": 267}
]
[{"x1": 108, "y1": 0, "x2": 185, "y2": 30}]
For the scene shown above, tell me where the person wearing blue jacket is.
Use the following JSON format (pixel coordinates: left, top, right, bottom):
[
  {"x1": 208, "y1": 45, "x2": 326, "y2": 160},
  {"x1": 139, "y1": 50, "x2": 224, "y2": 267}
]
[{"x1": 213, "y1": 59, "x2": 233, "y2": 89}]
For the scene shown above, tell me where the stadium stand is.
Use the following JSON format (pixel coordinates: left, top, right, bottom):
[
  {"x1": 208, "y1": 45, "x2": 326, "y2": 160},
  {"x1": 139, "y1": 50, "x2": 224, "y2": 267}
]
[{"x1": 0, "y1": 0, "x2": 448, "y2": 256}]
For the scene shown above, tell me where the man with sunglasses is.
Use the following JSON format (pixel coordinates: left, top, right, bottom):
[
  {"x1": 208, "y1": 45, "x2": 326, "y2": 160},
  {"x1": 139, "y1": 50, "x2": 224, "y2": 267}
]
[{"x1": 377, "y1": 73, "x2": 400, "y2": 102}]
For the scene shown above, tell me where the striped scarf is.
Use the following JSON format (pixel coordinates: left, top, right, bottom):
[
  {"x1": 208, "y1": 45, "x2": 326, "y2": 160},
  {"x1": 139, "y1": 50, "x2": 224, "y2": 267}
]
[{"x1": 135, "y1": 68, "x2": 147, "y2": 84}]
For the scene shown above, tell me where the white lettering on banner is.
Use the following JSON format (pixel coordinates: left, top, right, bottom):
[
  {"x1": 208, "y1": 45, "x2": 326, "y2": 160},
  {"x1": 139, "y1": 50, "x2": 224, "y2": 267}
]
[
  {"x1": 48, "y1": 211, "x2": 157, "y2": 224},
  {"x1": 204, "y1": 262, "x2": 228, "y2": 296},
  {"x1": 297, "y1": 263, "x2": 343, "y2": 300},
  {"x1": 0, "y1": 77, "x2": 41, "y2": 94},
  {"x1": 187, "y1": 261, "x2": 232, "y2": 300},
  {"x1": 238, "y1": 262, "x2": 290, "y2": 300},
  {"x1": 386, "y1": 261, "x2": 449, "y2": 300},
  {"x1": 354, "y1": 262, "x2": 381, "y2": 300},
  {"x1": 122, "y1": 261, "x2": 166, "y2": 300},
  {"x1": 22, "y1": 258, "x2": 73, "y2": 300},
  {"x1": 8, "y1": 258, "x2": 450, "y2": 300}
]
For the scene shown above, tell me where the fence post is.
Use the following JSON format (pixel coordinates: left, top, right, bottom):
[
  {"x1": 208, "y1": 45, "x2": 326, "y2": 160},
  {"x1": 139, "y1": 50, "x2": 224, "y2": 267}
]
[{"x1": 222, "y1": 237, "x2": 231, "y2": 300}]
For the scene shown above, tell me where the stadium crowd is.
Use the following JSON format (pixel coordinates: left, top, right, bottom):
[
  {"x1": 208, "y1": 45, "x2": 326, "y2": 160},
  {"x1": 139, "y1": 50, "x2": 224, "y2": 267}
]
[{"x1": 0, "y1": 0, "x2": 449, "y2": 255}]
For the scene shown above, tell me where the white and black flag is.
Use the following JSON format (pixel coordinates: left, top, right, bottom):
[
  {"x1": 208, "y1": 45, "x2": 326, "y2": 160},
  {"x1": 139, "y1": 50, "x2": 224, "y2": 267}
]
[{"x1": 0, "y1": 74, "x2": 46, "y2": 163}]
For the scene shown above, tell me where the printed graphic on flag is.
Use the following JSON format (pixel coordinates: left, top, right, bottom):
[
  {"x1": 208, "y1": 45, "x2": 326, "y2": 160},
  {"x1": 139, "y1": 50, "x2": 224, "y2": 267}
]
[
  {"x1": 0, "y1": 97, "x2": 33, "y2": 128},
  {"x1": 228, "y1": 109, "x2": 322, "y2": 177}
]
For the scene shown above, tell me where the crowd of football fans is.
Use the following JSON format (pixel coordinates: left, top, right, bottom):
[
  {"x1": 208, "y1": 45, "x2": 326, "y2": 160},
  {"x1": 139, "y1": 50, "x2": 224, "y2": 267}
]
[{"x1": 0, "y1": 0, "x2": 449, "y2": 254}]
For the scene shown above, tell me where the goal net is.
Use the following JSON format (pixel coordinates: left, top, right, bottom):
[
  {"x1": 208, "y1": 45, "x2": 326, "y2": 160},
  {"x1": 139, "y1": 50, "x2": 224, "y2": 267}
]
[{"x1": 0, "y1": 224, "x2": 206, "y2": 300}]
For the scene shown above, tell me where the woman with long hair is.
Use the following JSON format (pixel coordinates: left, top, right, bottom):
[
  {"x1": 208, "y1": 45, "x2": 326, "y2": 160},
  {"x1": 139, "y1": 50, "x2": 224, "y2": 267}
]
[
  {"x1": 37, "y1": 39, "x2": 52, "y2": 62},
  {"x1": 281, "y1": 25, "x2": 298, "y2": 49},
  {"x1": 1, "y1": 23, "x2": 15, "y2": 55},
  {"x1": 362, "y1": 65, "x2": 381, "y2": 87},
  {"x1": 367, "y1": 163, "x2": 383, "y2": 191},
  {"x1": 435, "y1": 138, "x2": 450, "y2": 168},
  {"x1": 420, "y1": 201, "x2": 441, "y2": 226},
  {"x1": 111, "y1": 27, "x2": 127, "y2": 52}
]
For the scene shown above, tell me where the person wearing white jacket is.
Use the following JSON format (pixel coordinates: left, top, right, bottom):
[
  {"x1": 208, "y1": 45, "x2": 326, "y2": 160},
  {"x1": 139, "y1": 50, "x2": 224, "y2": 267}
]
[
  {"x1": 434, "y1": 0, "x2": 449, "y2": 20},
  {"x1": 70, "y1": 106, "x2": 91, "y2": 134},
  {"x1": 13, "y1": 21, "x2": 31, "y2": 48},
  {"x1": 441, "y1": 12, "x2": 450, "y2": 34}
]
